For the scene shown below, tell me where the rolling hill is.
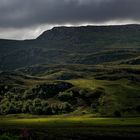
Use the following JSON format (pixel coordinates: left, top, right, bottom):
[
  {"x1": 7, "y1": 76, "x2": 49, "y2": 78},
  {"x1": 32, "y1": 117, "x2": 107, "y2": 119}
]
[{"x1": 0, "y1": 24, "x2": 140, "y2": 117}]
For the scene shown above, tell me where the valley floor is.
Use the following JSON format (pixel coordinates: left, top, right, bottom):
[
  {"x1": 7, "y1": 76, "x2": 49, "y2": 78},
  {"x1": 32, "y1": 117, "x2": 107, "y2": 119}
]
[{"x1": 0, "y1": 115, "x2": 140, "y2": 140}]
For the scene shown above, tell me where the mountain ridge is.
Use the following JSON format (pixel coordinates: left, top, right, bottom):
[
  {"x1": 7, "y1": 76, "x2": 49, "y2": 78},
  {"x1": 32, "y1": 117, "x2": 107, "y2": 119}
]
[
  {"x1": 0, "y1": 24, "x2": 140, "y2": 71},
  {"x1": 0, "y1": 24, "x2": 140, "y2": 41}
]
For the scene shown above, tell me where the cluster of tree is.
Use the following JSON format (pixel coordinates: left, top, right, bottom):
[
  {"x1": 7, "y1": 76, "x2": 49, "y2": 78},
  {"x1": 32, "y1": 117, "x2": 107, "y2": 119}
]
[
  {"x1": 0, "y1": 98, "x2": 72, "y2": 115},
  {"x1": 23, "y1": 82, "x2": 73, "y2": 99},
  {"x1": 58, "y1": 87, "x2": 106, "y2": 109},
  {"x1": 0, "y1": 84, "x2": 106, "y2": 115},
  {"x1": 0, "y1": 82, "x2": 74, "y2": 115},
  {"x1": 2, "y1": 81, "x2": 137, "y2": 117}
]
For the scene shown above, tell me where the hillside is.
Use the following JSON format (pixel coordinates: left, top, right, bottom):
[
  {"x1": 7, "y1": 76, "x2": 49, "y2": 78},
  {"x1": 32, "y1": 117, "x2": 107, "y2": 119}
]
[
  {"x1": 0, "y1": 64, "x2": 140, "y2": 117},
  {"x1": 0, "y1": 24, "x2": 140, "y2": 71},
  {"x1": 0, "y1": 25, "x2": 140, "y2": 117}
]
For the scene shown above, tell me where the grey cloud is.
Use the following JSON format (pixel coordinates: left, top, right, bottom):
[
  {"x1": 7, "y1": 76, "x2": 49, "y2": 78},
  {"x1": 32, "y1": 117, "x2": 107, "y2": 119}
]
[
  {"x1": 0, "y1": 0, "x2": 140, "y2": 28},
  {"x1": 0, "y1": 24, "x2": 54, "y2": 40}
]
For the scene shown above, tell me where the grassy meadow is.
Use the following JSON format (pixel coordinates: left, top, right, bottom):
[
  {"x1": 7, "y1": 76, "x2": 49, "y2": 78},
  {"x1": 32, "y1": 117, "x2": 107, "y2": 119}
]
[{"x1": 0, "y1": 115, "x2": 140, "y2": 140}]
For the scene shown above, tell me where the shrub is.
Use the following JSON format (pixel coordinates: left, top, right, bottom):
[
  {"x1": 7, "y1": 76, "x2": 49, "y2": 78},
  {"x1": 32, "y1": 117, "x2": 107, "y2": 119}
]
[
  {"x1": 22, "y1": 100, "x2": 32, "y2": 113},
  {"x1": 49, "y1": 102, "x2": 73, "y2": 114},
  {"x1": 58, "y1": 91, "x2": 73, "y2": 101},
  {"x1": 41, "y1": 100, "x2": 48, "y2": 107},
  {"x1": 33, "y1": 98, "x2": 42, "y2": 107},
  {"x1": 34, "y1": 106, "x2": 43, "y2": 115}
]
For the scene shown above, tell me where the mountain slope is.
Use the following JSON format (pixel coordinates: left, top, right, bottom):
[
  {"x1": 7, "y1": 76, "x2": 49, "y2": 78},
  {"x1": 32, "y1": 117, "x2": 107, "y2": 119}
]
[
  {"x1": 0, "y1": 24, "x2": 140, "y2": 71},
  {"x1": 0, "y1": 64, "x2": 140, "y2": 116},
  {"x1": 0, "y1": 25, "x2": 140, "y2": 116}
]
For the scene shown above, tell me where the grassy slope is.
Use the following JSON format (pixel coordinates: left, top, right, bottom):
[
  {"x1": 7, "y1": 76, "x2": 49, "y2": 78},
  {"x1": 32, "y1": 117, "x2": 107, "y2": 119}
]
[
  {"x1": 0, "y1": 64, "x2": 140, "y2": 116},
  {"x1": 68, "y1": 77, "x2": 140, "y2": 116}
]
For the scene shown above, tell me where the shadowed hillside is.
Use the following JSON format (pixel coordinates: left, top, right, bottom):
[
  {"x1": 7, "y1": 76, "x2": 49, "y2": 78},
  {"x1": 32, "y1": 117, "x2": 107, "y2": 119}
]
[
  {"x1": 0, "y1": 24, "x2": 140, "y2": 71},
  {"x1": 0, "y1": 25, "x2": 140, "y2": 117}
]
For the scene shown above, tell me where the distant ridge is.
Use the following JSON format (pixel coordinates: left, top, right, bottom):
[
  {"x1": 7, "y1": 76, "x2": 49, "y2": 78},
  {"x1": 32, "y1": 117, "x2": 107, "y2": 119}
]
[
  {"x1": 0, "y1": 24, "x2": 140, "y2": 41},
  {"x1": 0, "y1": 24, "x2": 140, "y2": 71}
]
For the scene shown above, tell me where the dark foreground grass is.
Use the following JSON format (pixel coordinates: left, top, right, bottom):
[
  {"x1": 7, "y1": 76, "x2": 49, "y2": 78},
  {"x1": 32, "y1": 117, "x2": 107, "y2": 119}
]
[{"x1": 0, "y1": 116, "x2": 140, "y2": 140}]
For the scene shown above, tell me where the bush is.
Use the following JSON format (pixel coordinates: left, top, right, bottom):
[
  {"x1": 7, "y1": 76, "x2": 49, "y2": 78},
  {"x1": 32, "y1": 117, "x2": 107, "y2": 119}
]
[
  {"x1": 0, "y1": 101, "x2": 17, "y2": 114},
  {"x1": 41, "y1": 100, "x2": 48, "y2": 107},
  {"x1": 34, "y1": 106, "x2": 43, "y2": 115},
  {"x1": 33, "y1": 98, "x2": 42, "y2": 107},
  {"x1": 49, "y1": 102, "x2": 73, "y2": 114},
  {"x1": 22, "y1": 100, "x2": 32, "y2": 113},
  {"x1": 58, "y1": 91, "x2": 73, "y2": 101}
]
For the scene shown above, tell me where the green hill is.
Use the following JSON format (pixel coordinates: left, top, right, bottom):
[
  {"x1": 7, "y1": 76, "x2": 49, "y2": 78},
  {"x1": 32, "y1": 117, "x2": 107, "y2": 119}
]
[
  {"x1": 0, "y1": 64, "x2": 140, "y2": 117},
  {"x1": 0, "y1": 25, "x2": 140, "y2": 117}
]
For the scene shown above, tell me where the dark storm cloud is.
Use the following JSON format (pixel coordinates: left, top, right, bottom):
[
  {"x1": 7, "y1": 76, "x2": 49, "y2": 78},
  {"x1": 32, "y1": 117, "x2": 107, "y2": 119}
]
[{"x1": 0, "y1": 0, "x2": 140, "y2": 28}]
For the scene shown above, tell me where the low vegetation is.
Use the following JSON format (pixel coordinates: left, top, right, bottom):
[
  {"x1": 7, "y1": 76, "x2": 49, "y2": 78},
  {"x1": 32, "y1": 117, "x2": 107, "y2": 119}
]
[
  {"x1": 0, "y1": 64, "x2": 140, "y2": 117},
  {"x1": 0, "y1": 117, "x2": 140, "y2": 140}
]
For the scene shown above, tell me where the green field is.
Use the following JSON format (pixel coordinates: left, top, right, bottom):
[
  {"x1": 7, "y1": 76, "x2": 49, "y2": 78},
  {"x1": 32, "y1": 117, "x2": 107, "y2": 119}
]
[
  {"x1": 0, "y1": 116, "x2": 140, "y2": 140},
  {"x1": 1, "y1": 116, "x2": 140, "y2": 127}
]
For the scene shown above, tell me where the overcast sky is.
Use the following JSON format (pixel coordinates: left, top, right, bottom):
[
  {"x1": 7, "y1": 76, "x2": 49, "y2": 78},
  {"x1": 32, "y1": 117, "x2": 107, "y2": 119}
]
[{"x1": 0, "y1": 0, "x2": 140, "y2": 40}]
